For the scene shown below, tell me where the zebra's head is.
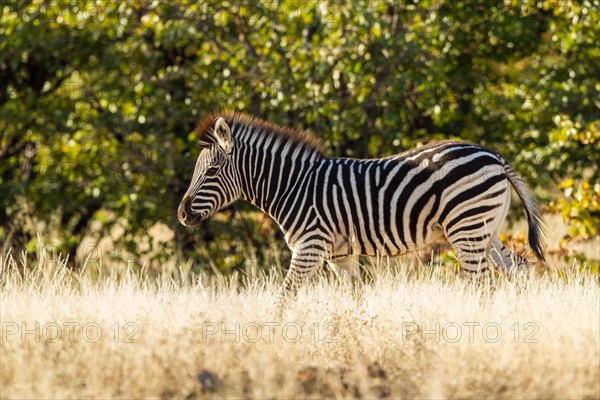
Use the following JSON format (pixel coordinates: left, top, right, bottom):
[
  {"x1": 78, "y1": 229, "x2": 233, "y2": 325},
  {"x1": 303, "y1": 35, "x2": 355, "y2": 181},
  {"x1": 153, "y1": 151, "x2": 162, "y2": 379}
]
[{"x1": 178, "y1": 117, "x2": 240, "y2": 227}]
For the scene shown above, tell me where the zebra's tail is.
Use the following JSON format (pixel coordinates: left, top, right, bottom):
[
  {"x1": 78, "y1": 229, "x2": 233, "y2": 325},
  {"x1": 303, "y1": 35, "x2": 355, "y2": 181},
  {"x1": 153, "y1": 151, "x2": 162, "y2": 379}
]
[{"x1": 501, "y1": 160, "x2": 546, "y2": 262}]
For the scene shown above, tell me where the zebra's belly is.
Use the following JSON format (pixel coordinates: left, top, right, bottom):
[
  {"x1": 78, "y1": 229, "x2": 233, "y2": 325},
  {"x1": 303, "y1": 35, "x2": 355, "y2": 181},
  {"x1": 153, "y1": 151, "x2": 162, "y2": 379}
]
[{"x1": 332, "y1": 220, "x2": 446, "y2": 258}]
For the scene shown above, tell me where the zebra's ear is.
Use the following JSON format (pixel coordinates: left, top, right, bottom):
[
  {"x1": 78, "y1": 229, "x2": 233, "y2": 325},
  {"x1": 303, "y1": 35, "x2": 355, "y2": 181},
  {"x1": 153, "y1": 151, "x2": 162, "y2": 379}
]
[{"x1": 214, "y1": 117, "x2": 232, "y2": 153}]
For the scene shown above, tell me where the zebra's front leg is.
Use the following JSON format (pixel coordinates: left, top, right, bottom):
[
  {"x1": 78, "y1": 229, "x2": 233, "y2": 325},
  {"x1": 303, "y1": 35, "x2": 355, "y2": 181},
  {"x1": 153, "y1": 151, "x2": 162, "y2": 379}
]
[
  {"x1": 327, "y1": 256, "x2": 364, "y2": 301},
  {"x1": 327, "y1": 256, "x2": 362, "y2": 285},
  {"x1": 274, "y1": 249, "x2": 323, "y2": 315}
]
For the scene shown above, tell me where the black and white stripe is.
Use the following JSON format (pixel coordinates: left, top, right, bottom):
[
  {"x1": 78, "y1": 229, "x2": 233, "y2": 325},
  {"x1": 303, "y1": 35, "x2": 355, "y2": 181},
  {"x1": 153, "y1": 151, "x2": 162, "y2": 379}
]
[{"x1": 178, "y1": 111, "x2": 545, "y2": 303}]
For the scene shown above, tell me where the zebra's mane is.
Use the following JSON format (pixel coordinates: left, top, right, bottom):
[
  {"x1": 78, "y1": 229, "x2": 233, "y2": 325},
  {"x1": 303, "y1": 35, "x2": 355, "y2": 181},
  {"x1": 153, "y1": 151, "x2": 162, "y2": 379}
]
[{"x1": 195, "y1": 110, "x2": 324, "y2": 156}]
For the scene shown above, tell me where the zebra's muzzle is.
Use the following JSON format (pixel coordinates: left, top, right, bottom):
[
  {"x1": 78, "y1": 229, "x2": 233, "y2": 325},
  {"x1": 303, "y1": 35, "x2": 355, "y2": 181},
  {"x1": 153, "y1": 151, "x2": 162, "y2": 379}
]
[{"x1": 178, "y1": 197, "x2": 202, "y2": 227}]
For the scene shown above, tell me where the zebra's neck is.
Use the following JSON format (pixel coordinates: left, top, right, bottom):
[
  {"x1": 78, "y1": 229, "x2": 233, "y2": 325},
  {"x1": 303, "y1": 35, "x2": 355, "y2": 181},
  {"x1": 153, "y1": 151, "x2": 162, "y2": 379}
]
[{"x1": 232, "y1": 121, "x2": 324, "y2": 230}]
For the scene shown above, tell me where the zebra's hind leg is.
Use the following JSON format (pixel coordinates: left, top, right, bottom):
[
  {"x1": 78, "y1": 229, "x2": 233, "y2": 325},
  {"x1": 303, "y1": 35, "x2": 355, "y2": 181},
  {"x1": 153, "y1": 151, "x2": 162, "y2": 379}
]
[
  {"x1": 488, "y1": 237, "x2": 530, "y2": 279},
  {"x1": 448, "y1": 238, "x2": 493, "y2": 282}
]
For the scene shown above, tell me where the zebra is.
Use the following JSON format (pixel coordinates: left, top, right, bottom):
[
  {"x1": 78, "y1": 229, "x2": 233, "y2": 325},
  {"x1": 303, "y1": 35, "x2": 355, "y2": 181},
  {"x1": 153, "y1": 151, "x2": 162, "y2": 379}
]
[{"x1": 178, "y1": 111, "x2": 545, "y2": 304}]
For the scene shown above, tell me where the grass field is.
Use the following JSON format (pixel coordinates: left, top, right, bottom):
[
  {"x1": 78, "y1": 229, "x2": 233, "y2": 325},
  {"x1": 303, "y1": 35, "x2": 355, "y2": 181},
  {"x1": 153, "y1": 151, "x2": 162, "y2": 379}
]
[{"x1": 1, "y1": 248, "x2": 599, "y2": 399}]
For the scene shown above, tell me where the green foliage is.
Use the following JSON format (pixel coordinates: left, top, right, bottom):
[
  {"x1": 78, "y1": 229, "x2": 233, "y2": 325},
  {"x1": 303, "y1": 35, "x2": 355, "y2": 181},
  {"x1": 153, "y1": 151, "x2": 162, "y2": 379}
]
[
  {"x1": 553, "y1": 179, "x2": 599, "y2": 238},
  {"x1": 1, "y1": 0, "x2": 598, "y2": 270}
]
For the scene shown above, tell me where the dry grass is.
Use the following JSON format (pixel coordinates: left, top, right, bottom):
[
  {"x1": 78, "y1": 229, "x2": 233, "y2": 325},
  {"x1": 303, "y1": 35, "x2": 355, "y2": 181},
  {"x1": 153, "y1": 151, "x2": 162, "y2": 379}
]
[{"x1": 1, "y1": 249, "x2": 599, "y2": 399}]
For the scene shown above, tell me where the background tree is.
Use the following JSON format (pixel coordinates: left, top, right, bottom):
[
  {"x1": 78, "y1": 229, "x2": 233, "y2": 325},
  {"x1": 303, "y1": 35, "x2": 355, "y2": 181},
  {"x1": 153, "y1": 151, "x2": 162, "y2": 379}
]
[{"x1": 1, "y1": 0, "x2": 598, "y2": 271}]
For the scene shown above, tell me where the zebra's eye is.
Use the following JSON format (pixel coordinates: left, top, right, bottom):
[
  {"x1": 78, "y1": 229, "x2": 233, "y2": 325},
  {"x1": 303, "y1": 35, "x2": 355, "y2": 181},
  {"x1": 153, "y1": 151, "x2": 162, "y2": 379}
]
[{"x1": 206, "y1": 165, "x2": 219, "y2": 176}]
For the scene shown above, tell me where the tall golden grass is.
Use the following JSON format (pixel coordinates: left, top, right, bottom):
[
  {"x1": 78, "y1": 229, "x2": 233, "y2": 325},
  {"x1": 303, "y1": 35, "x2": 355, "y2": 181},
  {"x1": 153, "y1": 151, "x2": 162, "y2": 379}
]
[{"x1": 1, "y1": 247, "x2": 598, "y2": 399}]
